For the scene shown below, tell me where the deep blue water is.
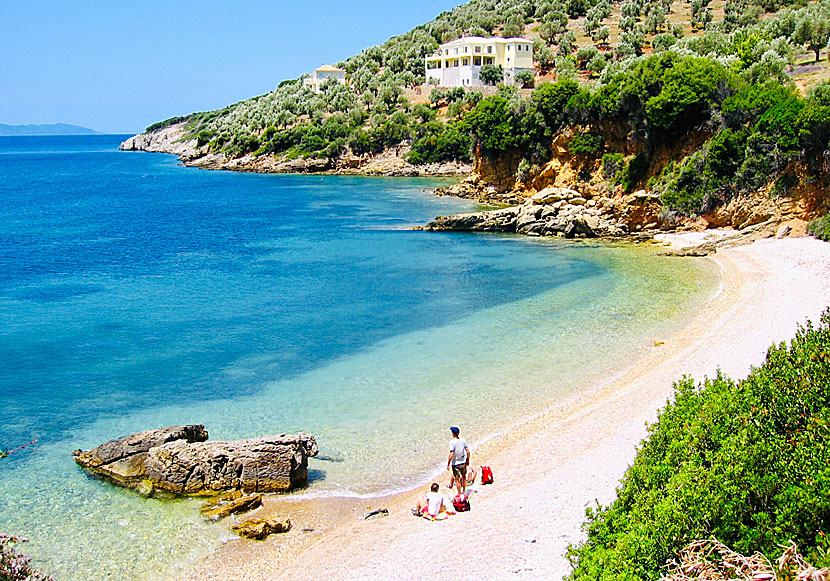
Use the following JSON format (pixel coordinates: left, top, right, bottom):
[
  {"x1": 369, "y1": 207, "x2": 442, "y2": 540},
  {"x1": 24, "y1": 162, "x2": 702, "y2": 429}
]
[{"x1": 0, "y1": 135, "x2": 600, "y2": 455}]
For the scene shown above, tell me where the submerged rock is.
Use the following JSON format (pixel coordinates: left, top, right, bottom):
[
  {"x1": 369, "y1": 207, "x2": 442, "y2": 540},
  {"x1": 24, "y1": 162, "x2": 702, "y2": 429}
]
[
  {"x1": 232, "y1": 517, "x2": 292, "y2": 540},
  {"x1": 74, "y1": 426, "x2": 317, "y2": 495},
  {"x1": 200, "y1": 492, "x2": 262, "y2": 521}
]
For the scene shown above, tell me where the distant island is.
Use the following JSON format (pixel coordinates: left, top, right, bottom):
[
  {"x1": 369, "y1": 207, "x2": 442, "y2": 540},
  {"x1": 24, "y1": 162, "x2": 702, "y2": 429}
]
[{"x1": 0, "y1": 123, "x2": 100, "y2": 136}]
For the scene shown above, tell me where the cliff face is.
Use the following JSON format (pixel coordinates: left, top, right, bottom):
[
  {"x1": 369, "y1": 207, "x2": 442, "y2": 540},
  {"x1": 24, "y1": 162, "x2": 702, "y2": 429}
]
[
  {"x1": 119, "y1": 124, "x2": 471, "y2": 177},
  {"x1": 437, "y1": 124, "x2": 826, "y2": 235}
]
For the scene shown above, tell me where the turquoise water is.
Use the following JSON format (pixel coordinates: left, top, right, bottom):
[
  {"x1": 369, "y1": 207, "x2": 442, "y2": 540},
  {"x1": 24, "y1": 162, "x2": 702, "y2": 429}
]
[{"x1": 0, "y1": 136, "x2": 719, "y2": 579}]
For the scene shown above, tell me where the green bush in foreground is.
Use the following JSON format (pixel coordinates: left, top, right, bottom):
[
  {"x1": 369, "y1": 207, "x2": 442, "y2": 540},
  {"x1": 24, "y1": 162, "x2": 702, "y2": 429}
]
[
  {"x1": 808, "y1": 213, "x2": 830, "y2": 242},
  {"x1": 567, "y1": 310, "x2": 830, "y2": 580}
]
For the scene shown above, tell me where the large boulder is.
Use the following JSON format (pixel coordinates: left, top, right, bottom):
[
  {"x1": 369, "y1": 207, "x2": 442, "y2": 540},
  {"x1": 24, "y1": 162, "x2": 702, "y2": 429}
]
[
  {"x1": 144, "y1": 434, "x2": 318, "y2": 495},
  {"x1": 72, "y1": 425, "x2": 208, "y2": 488},
  {"x1": 74, "y1": 426, "x2": 317, "y2": 496}
]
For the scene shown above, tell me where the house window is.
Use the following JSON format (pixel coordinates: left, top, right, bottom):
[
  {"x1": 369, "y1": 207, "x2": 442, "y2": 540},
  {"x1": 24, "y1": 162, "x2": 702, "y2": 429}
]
[
  {"x1": 487, "y1": 46, "x2": 493, "y2": 53},
  {"x1": 473, "y1": 56, "x2": 482, "y2": 65},
  {"x1": 507, "y1": 58, "x2": 511, "y2": 63},
  {"x1": 507, "y1": 45, "x2": 511, "y2": 50},
  {"x1": 464, "y1": 47, "x2": 468, "y2": 53},
  {"x1": 462, "y1": 57, "x2": 470, "y2": 65},
  {"x1": 445, "y1": 49, "x2": 449, "y2": 55},
  {"x1": 454, "y1": 48, "x2": 458, "y2": 54},
  {"x1": 517, "y1": 45, "x2": 521, "y2": 51},
  {"x1": 484, "y1": 56, "x2": 494, "y2": 65},
  {"x1": 526, "y1": 45, "x2": 530, "y2": 51},
  {"x1": 475, "y1": 46, "x2": 481, "y2": 53}
]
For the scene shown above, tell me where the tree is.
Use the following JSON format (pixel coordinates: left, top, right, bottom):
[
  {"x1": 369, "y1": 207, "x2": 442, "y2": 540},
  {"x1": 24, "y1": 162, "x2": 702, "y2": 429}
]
[
  {"x1": 479, "y1": 64, "x2": 504, "y2": 85},
  {"x1": 463, "y1": 96, "x2": 521, "y2": 154},
  {"x1": 533, "y1": 79, "x2": 581, "y2": 129},
  {"x1": 794, "y1": 15, "x2": 830, "y2": 62},
  {"x1": 515, "y1": 69, "x2": 536, "y2": 88},
  {"x1": 592, "y1": 25, "x2": 611, "y2": 46}
]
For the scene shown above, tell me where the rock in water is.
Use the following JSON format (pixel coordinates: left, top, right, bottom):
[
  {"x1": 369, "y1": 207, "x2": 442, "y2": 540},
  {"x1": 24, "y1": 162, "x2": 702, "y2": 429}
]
[
  {"x1": 144, "y1": 434, "x2": 318, "y2": 494},
  {"x1": 73, "y1": 426, "x2": 317, "y2": 495},
  {"x1": 200, "y1": 493, "x2": 263, "y2": 521},
  {"x1": 232, "y1": 517, "x2": 292, "y2": 540},
  {"x1": 72, "y1": 425, "x2": 208, "y2": 488}
]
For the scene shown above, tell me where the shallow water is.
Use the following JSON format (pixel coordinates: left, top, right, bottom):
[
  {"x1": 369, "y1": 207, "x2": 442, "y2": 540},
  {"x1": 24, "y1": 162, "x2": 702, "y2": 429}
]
[{"x1": 0, "y1": 136, "x2": 719, "y2": 579}]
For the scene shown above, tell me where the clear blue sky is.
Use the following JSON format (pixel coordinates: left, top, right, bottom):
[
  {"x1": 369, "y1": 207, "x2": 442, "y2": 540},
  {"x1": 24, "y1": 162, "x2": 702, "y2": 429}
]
[{"x1": 1, "y1": 1, "x2": 463, "y2": 134}]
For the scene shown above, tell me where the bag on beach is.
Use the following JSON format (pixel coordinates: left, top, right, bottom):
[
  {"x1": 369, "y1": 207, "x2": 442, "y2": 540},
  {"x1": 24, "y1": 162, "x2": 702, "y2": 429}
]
[
  {"x1": 452, "y1": 494, "x2": 470, "y2": 512},
  {"x1": 480, "y1": 465, "x2": 493, "y2": 485}
]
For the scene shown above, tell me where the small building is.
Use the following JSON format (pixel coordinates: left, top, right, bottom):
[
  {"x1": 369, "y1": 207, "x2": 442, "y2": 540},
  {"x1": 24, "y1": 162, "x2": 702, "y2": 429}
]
[
  {"x1": 424, "y1": 36, "x2": 534, "y2": 88},
  {"x1": 303, "y1": 65, "x2": 347, "y2": 93}
]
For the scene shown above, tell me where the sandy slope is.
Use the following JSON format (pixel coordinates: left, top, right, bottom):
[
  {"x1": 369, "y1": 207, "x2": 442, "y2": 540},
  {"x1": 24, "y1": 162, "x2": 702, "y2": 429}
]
[{"x1": 183, "y1": 236, "x2": 830, "y2": 581}]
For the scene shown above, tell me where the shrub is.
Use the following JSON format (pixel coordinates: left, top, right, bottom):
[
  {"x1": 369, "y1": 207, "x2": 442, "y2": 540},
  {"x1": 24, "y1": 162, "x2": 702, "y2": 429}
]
[
  {"x1": 620, "y1": 151, "x2": 649, "y2": 192},
  {"x1": 568, "y1": 133, "x2": 604, "y2": 155},
  {"x1": 568, "y1": 310, "x2": 830, "y2": 579},
  {"x1": 659, "y1": 150, "x2": 709, "y2": 214},
  {"x1": 602, "y1": 153, "x2": 625, "y2": 180},
  {"x1": 407, "y1": 122, "x2": 472, "y2": 164},
  {"x1": 808, "y1": 213, "x2": 830, "y2": 241},
  {"x1": 1, "y1": 534, "x2": 53, "y2": 580}
]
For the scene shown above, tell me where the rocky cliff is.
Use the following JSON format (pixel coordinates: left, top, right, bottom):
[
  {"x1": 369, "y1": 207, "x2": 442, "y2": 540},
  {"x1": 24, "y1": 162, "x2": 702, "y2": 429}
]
[{"x1": 434, "y1": 126, "x2": 826, "y2": 237}]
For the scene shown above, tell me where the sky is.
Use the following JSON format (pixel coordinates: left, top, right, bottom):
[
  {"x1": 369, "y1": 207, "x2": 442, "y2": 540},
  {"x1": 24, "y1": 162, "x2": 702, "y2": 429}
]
[{"x1": 0, "y1": 1, "x2": 463, "y2": 134}]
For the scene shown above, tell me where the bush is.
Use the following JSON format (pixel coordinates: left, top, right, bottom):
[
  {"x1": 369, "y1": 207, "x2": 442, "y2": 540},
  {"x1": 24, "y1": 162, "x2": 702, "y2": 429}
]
[
  {"x1": 602, "y1": 153, "x2": 625, "y2": 181},
  {"x1": 808, "y1": 213, "x2": 830, "y2": 241},
  {"x1": 1, "y1": 534, "x2": 53, "y2": 580},
  {"x1": 568, "y1": 310, "x2": 830, "y2": 579},
  {"x1": 407, "y1": 122, "x2": 472, "y2": 164},
  {"x1": 620, "y1": 151, "x2": 649, "y2": 192},
  {"x1": 568, "y1": 133, "x2": 604, "y2": 155}
]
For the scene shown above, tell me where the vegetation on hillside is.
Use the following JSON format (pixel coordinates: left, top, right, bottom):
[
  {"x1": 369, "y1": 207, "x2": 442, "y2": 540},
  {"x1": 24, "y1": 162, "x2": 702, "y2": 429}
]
[
  {"x1": 149, "y1": 0, "x2": 830, "y2": 218},
  {"x1": 566, "y1": 310, "x2": 830, "y2": 580}
]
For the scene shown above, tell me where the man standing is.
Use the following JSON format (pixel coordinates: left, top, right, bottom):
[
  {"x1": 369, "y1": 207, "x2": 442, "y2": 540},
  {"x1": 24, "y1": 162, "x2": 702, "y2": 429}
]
[{"x1": 447, "y1": 426, "x2": 470, "y2": 495}]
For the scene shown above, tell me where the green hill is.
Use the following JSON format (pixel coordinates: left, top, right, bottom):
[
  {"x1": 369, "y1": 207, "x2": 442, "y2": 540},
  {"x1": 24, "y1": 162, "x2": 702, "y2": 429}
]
[{"x1": 141, "y1": 0, "x2": 830, "y2": 221}]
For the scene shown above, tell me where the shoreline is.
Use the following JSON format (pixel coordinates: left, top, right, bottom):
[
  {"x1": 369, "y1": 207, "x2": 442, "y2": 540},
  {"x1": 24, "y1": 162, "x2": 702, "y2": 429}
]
[{"x1": 181, "y1": 236, "x2": 830, "y2": 580}]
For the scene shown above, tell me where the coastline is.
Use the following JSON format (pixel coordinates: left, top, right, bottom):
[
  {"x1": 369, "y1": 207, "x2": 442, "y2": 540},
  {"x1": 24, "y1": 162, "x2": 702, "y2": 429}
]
[
  {"x1": 118, "y1": 124, "x2": 472, "y2": 178},
  {"x1": 180, "y1": 236, "x2": 830, "y2": 580}
]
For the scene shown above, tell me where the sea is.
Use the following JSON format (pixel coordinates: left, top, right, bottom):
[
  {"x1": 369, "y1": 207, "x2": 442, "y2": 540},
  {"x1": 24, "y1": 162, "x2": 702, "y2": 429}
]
[{"x1": 0, "y1": 135, "x2": 720, "y2": 579}]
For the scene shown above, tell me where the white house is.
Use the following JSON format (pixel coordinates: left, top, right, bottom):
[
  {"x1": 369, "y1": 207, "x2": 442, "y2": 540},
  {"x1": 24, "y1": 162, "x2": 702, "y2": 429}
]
[
  {"x1": 425, "y1": 36, "x2": 534, "y2": 88},
  {"x1": 303, "y1": 65, "x2": 347, "y2": 93}
]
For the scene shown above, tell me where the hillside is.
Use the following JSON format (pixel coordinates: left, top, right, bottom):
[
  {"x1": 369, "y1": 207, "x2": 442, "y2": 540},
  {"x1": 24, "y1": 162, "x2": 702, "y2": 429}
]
[
  {"x1": 0, "y1": 123, "x2": 100, "y2": 136},
  {"x1": 125, "y1": 0, "x2": 830, "y2": 232}
]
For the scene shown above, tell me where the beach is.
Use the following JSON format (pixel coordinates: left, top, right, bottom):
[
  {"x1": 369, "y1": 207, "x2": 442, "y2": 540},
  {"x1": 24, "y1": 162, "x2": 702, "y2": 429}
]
[{"x1": 181, "y1": 235, "x2": 830, "y2": 580}]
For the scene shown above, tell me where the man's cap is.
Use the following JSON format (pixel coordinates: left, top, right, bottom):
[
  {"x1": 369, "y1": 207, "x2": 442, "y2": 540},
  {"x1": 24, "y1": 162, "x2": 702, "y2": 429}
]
[{"x1": 450, "y1": 426, "x2": 459, "y2": 435}]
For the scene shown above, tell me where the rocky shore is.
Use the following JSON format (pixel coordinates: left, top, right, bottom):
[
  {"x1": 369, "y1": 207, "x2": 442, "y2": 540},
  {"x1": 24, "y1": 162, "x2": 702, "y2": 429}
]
[{"x1": 119, "y1": 123, "x2": 471, "y2": 177}]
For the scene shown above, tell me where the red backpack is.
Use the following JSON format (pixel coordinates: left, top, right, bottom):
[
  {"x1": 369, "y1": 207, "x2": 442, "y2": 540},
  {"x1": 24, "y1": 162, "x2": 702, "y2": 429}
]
[
  {"x1": 480, "y1": 465, "x2": 493, "y2": 485},
  {"x1": 452, "y1": 493, "x2": 470, "y2": 512}
]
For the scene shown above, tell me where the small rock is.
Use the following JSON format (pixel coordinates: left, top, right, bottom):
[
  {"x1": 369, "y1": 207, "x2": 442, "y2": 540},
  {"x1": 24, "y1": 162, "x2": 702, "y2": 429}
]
[
  {"x1": 136, "y1": 480, "x2": 155, "y2": 498},
  {"x1": 775, "y1": 223, "x2": 791, "y2": 238},
  {"x1": 200, "y1": 493, "x2": 263, "y2": 521},
  {"x1": 232, "y1": 517, "x2": 291, "y2": 540},
  {"x1": 362, "y1": 508, "x2": 389, "y2": 520}
]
